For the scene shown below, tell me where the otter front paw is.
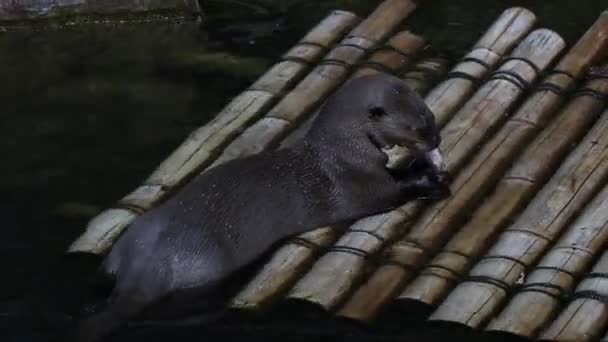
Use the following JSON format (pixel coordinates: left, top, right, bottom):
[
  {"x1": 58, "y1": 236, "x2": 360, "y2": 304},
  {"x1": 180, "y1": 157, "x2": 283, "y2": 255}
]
[{"x1": 398, "y1": 172, "x2": 451, "y2": 200}]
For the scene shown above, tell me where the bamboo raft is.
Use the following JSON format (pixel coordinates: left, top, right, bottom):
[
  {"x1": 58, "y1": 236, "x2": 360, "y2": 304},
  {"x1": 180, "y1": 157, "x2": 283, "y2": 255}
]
[{"x1": 68, "y1": 1, "x2": 608, "y2": 340}]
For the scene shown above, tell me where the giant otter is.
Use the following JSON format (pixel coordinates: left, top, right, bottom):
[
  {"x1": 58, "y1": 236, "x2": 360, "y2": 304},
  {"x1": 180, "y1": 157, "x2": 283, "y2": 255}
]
[{"x1": 75, "y1": 73, "x2": 450, "y2": 342}]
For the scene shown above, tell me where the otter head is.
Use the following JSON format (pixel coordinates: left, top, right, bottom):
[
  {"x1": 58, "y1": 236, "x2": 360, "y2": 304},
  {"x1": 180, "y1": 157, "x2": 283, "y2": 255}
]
[
  {"x1": 360, "y1": 74, "x2": 439, "y2": 153},
  {"x1": 311, "y1": 73, "x2": 440, "y2": 156}
]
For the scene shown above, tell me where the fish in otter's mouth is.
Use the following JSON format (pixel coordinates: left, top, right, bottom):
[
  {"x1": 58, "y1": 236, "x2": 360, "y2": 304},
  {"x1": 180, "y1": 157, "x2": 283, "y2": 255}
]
[{"x1": 383, "y1": 144, "x2": 445, "y2": 174}]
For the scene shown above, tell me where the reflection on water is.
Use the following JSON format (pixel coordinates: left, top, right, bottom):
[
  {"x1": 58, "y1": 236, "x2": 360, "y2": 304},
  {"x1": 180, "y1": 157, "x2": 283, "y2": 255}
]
[{"x1": 1, "y1": 1, "x2": 606, "y2": 341}]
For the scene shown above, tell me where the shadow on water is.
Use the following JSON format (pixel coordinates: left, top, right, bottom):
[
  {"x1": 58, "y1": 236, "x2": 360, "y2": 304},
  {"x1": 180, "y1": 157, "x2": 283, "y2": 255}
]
[{"x1": 1, "y1": 0, "x2": 606, "y2": 341}]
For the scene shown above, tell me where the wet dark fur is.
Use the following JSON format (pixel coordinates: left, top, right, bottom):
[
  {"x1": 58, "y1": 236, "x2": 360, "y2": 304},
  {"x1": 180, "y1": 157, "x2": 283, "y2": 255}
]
[{"x1": 74, "y1": 73, "x2": 449, "y2": 342}]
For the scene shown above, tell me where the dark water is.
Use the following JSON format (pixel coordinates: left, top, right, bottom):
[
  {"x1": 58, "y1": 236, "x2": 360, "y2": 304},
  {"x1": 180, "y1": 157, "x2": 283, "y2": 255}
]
[{"x1": 2, "y1": 1, "x2": 606, "y2": 341}]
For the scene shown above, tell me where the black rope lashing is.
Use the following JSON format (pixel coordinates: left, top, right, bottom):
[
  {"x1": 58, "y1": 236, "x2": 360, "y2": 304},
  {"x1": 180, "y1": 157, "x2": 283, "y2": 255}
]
[
  {"x1": 582, "y1": 272, "x2": 608, "y2": 279},
  {"x1": 480, "y1": 255, "x2": 527, "y2": 267},
  {"x1": 280, "y1": 55, "x2": 314, "y2": 66},
  {"x1": 383, "y1": 259, "x2": 417, "y2": 271},
  {"x1": 115, "y1": 202, "x2": 146, "y2": 215},
  {"x1": 444, "y1": 71, "x2": 479, "y2": 84},
  {"x1": 548, "y1": 69, "x2": 576, "y2": 80},
  {"x1": 585, "y1": 67, "x2": 608, "y2": 80},
  {"x1": 571, "y1": 290, "x2": 608, "y2": 303},
  {"x1": 572, "y1": 88, "x2": 608, "y2": 103},
  {"x1": 287, "y1": 236, "x2": 322, "y2": 251},
  {"x1": 368, "y1": 44, "x2": 413, "y2": 60},
  {"x1": 422, "y1": 264, "x2": 463, "y2": 280},
  {"x1": 533, "y1": 266, "x2": 576, "y2": 278},
  {"x1": 347, "y1": 229, "x2": 386, "y2": 243},
  {"x1": 518, "y1": 282, "x2": 567, "y2": 295},
  {"x1": 460, "y1": 56, "x2": 491, "y2": 69},
  {"x1": 327, "y1": 245, "x2": 371, "y2": 258},
  {"x1": 319, "y1": 58, "x2": 354, "y2": 68},
  {"x1": 487, "y1": 70, "x2": 530, "y2": 90},
  {"x1": 463, "y1": 275, "x2": 511, "y2": 292},
  {"x1": 356, "y1": 61, "x2": 397, "y2": 75},
  {"x1": 443, "y1": 250, "x2": 472, "y2": 259},
  {"x1": 334, "y1": 42, "x2": 370, "y2": 53},
  {"x1": 294, "y1": 40, "x2": 329, "y2": 51},
  {"x1": 516, "y1": 287, "x2": 564, "y2": 301},
  {"x1": 502, "y1": 56, "x2": 541, "y2": 75},
  {"x1": 507, "y1": 228, "x2": 552, "y2": 242},
  {"x1": 535, "y1": 82, "x2": 566, "y2": 96}
]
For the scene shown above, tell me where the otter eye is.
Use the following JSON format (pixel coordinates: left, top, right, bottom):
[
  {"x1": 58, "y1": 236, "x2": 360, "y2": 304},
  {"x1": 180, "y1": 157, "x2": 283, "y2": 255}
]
[{"x1": 369, "y1": 106, "x2": 386, "y2": 118}]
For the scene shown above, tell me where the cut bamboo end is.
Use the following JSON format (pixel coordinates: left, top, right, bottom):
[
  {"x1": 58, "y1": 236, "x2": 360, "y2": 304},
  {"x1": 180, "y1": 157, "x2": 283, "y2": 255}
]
[
  {"x1": 425, "y1": 7, "x2": 537, "y2": 127},
  {"x1": 439, "y1": 28, "x2": 565, "y2": 174},
  {"x1": 352, "y1": 30, "x2": 425, "y2": 78},
  {"x1": 540, "y1": 250, "x2": 608, "y2": 341},
  {"x1": 335, "y1": 28, "x2": 565, "y2": 323},
  {"x1": 400, "y1": 57, "x2": 450, "y2": 95},
  {"x1": 486, "y1": 182, "x2": 608, "y2": 338},
  {"x1": 429, "y1": 108, "x2": 608, "y2": 328},
  {"x1": 472, "y1": 7, "x2": 537, "y2": 52},
  {"x1": 66, "y1": 10, "x2": 360, "y2": 255},
  {"x1": 227, "y1": 29, "x2": 426, "y2": 310},
  {"x1": 396, "y1": 10, "x2": 608, "y2": 306},
  {"x1": 68, "y1": 208, "x2": 138, "y2": 255}
]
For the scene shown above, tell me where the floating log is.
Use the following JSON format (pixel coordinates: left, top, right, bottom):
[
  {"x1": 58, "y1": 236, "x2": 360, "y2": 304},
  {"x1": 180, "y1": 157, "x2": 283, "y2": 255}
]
[
  {"x1": 67, "y1": 10, "x2": 361, "y2": 255},
  {"x1": 429, "y1": 107, "x2": 608, "y2": 328},
  {"x1": 210, "y1": 0, "x2": 418, "y2": 165},
  {"x1": 540, "y1": 250, "x2": 608, "y2": 341},
  {"x1": 230, "y1": 30, "x2": 426, "y2": 310},
  {"x1": 485, "y1": 182, "x2": 608, "y2": 338},
  {"x1": 398, "y1": 12, "x2": 608, "y2": 309},
  {"x1": 286, "y1": 28, "x2": 565, "y2": 315}
]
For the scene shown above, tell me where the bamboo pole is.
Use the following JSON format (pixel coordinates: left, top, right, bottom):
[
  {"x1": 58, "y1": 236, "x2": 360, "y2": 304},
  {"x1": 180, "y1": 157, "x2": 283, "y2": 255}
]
[
  {"x1": 485, "y1": 182, "x2": 608, "y2": 338},
  {"x1": 334, "y1": 28, "x2": 566, "y2": 321},
  {"x1": 210, "y1": 0, "x2": 418, "y2": 165},
  {"x1": 426, "y1": 7, "x2": 537, "y2": 127},
  {"x1": 229, "y1": 30, "x2": 426, "y2": 310},
  {"x1": 230, "y1": 7, "x2": 537, "y2": 311},
  {"x1": 540, "y1": 250, "x2": 608, "y2": 341},
  {"x1": 398, "y1": 13, "x2": 608, "y2": 309},
  {"x1": 286, "y1": 29, "x2": 565, "y2": 314},
  {"x1": 67, "y1": 10, "x2": 360, "y2": 255},
  {"x1": 283, "y1": 7, "x2": 536, "y2": 150},
  {"x1": 221, "y1": 30, "x2": 425, "y2": 162},
  {"x1": 429, "y1": 107, "x2": 608, "y2": 328}
]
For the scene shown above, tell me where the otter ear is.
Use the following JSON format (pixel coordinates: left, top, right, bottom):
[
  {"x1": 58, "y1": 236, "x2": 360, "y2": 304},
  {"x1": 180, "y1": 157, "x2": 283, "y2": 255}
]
[{"x1": 368, "y1": 106, "x2": 386, "y2": 119}]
